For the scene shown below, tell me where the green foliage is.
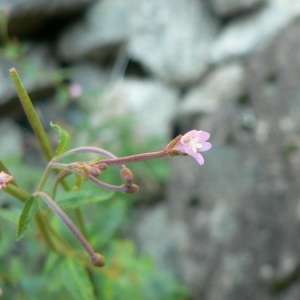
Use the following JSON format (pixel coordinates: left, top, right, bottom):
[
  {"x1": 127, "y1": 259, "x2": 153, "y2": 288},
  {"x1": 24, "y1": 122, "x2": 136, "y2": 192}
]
[
  {"x1": 56, "y1": 189, "x2": 114, "y2": 210},
  {"x1": 17, "y1": 196, "x2": 39, "y2": 240},
  {"x1": 60, "y1": 258, "x2": 96, "y2": 300},
  {"x1": 96, "y1": 240, "x2": 190, "y2": 300},
  {"x1": 0, "y1": 39, "x2": 189, "y2": 299},
  {"x1": 50, "y1": 122, "x2": 70, "y2": 157}
]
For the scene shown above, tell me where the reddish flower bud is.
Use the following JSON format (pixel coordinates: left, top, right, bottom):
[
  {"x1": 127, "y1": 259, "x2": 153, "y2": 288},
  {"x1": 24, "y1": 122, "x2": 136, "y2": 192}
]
[
  {"x1": 0, "y1": 171, "x2": 14, "y2": 190},
  {"x1": 120, "y1": 167, "x2": 134, "y2": 186},
  {"x1": 90, "y1": 167, "x2": 100, "y2": 177},
  {"x1": 97, "y1": 163, "x2": 108, "y2": 171},
  {"x1": 124, "y1": 184, "x2": 139, "y2": 194}
]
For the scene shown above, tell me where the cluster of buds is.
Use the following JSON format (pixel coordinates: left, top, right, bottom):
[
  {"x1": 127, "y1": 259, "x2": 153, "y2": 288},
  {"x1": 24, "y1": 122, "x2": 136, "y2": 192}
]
[{"x1": 50, "y1": 130, "x2": 211, "y2": 194}]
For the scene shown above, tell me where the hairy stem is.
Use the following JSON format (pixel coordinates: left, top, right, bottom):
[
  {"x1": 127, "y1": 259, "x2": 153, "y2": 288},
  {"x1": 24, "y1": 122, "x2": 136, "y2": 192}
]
[
  {"x1": 35, "y1": 191, "x2": 105, "y2": 267},
  {"x1": 100, "y1": 150, "x2": 167, "y2": 166}
]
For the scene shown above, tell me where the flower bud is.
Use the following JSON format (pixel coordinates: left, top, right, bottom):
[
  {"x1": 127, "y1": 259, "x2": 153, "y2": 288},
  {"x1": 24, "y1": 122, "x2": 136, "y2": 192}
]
[
  {"x1": 90, "y1": 167, "x2": 100, "y2": 177},
  {"x1": 120, "y1": 167, "x2": 134, "y2": 186},
  {"x1": 124, "y1": 184, "x2": 139, "y2": 194},
  {"x1": 91, "y1": 253, "x2": 105, "y2": 267},
  {"x1": 97, "y1": 163, "x2": 108, "y2": 171},
  {"x1": 0, "y1": 171, "x2": 14, "y2": 190}
]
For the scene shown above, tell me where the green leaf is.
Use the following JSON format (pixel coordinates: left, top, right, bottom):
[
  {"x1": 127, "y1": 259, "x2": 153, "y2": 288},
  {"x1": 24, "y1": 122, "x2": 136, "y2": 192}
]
[
  {"x1": 17, "y1": 196, "x2": 39, "y2": 240},
  {"x1": 0, "y1": 208, "x2": 21, "y2": 224},
  {"x1": 50, "y1": 122, "x2": 70, "y2": 157},
  {"x1": 56, "y1": 189, "x2": 114, "y2": 210},
  {"x1": 90, "y1": 202, "x2": 126, "y2": 248},
  {"x1": 10, "y1": 68, "x2": 54, "y2": 161},
  {"x1": 60, "y1": 258, "x2": 96, "y2": 300}
]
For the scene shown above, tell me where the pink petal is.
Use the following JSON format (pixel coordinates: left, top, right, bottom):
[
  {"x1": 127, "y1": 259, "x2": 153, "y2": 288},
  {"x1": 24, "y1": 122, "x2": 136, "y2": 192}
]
[
  {"x1": 200, "y1": 142, "x2": 212, "y2": 152},
  {"x1": 185, "y1": 130, "x2": 198, "y2": 137},
  {"x1": 193, "y1": 153, "x2": 205, "y2": 165},
  {"x1": 184, "y1": 148, "x2": 205, "y2": 165},
  {"x1": 198, "y1": 131, "x2": 210, "y2": 142}
]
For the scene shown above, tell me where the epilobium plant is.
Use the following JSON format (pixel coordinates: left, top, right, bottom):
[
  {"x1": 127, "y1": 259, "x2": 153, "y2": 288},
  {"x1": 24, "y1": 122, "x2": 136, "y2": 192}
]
[{"x1": 0, "y1": 68, "x2": 211, "y2": 298}]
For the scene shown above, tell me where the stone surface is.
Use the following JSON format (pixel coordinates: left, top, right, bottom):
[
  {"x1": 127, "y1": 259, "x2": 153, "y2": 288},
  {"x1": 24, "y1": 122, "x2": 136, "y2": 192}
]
[
  {"x1": 132, "y1": 204, "x2": 188, "y2": 275},
  {"x1": 135, "y1": 15, "x2": 300, "y2": 300},
  {"x1": 211, "y1": 0, "x2": 300, "y2": 63},
  {"x1": 58, "y1": 0, "x2": 219, "y2": 87},
  {"x1": 126, "y1": 0, "x2": 219, "y2": 87},
  {"x1": 209, "y1": 0, "x2": 266, "y2": 17},
  {"x1": 179, "y1": 63, "x2": 246, "y2": 115},
  {"x1": 0, "y1": 0, "x2": 91, "y2": 36},
  {"x1": 70, "y1": 63, "x2": 111, "y2": 100},
  {"x1": 57, "y1": 0, "x2": 131, "y2": 62},
  {"x1": 88, "y1": 78, "x2": 179, "y2": 141},
  {"x1": 0, "y1": 119, "x2": 23, "y2": 158},
  {"x1": 0, "y1": 43, "x2": 57, "y2": 107}
]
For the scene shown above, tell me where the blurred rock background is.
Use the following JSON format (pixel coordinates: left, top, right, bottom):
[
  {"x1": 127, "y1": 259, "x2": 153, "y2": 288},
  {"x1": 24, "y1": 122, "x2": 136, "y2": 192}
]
[{"x1": 1, "y1": 0, "x2": 300, "y2": 299}]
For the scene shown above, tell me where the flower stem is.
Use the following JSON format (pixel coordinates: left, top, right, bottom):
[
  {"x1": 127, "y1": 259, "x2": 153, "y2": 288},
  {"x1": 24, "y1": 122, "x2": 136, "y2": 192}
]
[
  {"x1": 35, "y1": 191, "x2": 105, "y2": 267},
  {"x1": 100, "y1": 150, "x2": 168, "y2": 166},
  {"x1": 5, "y1": 184, "x2": 29, "y2": 203},
  {"x1": 50, "y1": 162, "x2": 130, "y2": 193},
  {"x1": 36, "y1": 163, "x2": 53, "y2": 192},
  {"x1": 55, "y1": 147, "x2": 119, "y2": 162},
  {"x1": 2, "y1": 175, "x2": 60, "y2": 254}
]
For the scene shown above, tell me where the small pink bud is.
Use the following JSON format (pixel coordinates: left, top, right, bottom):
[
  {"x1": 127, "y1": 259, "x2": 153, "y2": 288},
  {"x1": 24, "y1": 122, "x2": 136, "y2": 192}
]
[
  {"x1": 120, "y1": 167, "x2": 134, "y2": 186},
  {"x1": 0, "y1": 171, "x2": 14, "y2": 190}
]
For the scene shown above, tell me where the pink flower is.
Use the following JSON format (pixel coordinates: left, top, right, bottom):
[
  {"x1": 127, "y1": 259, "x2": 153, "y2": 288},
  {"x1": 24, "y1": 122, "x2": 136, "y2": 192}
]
[
  {"x1": 69, "y1": 82, "x2": 83, "y2": 99},
  {"x1": 168, "y1": 130, "x2": 212, "y2": 165},
  {"x1": 0, "y1": 171, "x2": 14, "y2": 189}
]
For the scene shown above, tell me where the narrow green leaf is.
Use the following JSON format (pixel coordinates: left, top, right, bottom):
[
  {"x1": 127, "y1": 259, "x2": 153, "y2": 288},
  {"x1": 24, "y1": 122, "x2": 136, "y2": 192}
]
[
  {"x1": 10, "y1": 68, "x2": 54, "y2": 161},
  {"x1": 17, "y1": 196, "x2": 39, "y2": 240},
  {"x1": 56, "y1": 190, "x2": 113, "y2": 210},
  {"x1": 60, "y1": 258, "x2": 96, "y2": 300},
  {"x1": 50, "y1": 122, "x2": 70, "y2": 157}
]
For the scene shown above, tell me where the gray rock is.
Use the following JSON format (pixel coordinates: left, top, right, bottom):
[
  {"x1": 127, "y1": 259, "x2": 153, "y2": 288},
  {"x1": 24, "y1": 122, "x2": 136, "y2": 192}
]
[
  {"x1": 127, "y1": 0, "x2": 219, "y2": 87},
  {"x1": 161, "y1": 14, "x2": 300, "y2": 300},
  {"x1": 211, "y1": 0, "x2": 300, "y2": 63},
  {"x1": 70, "y1": 63, "x2": 110, "y2": 99},
  {"x1": 179, "y1": 63, "x2": 246, "y2": 115},
  {"x1": 0, "y1": 119, "x2": 23, "y2": 158},
  {"x1": 88, "y1": 78, "x2": 179, "y2": 141},
  {"x1": 132, "y1": 204, "x2": 188, "y2": 275},
  {"x1": 0, "y1": 43, "x2": 57, "y2": 106},
  {"x1": 58, "y1": 0, "x2": 219, "y2": 87},
  {"x1": 209, "y1": 0, "x2": 266, "y2": 17},
  {"x1": 0, "y1": 0, "x2": 91, "y2": 36},
  {"x1": 57, "y1": 0, "x2": 131, "y2": 62}
]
